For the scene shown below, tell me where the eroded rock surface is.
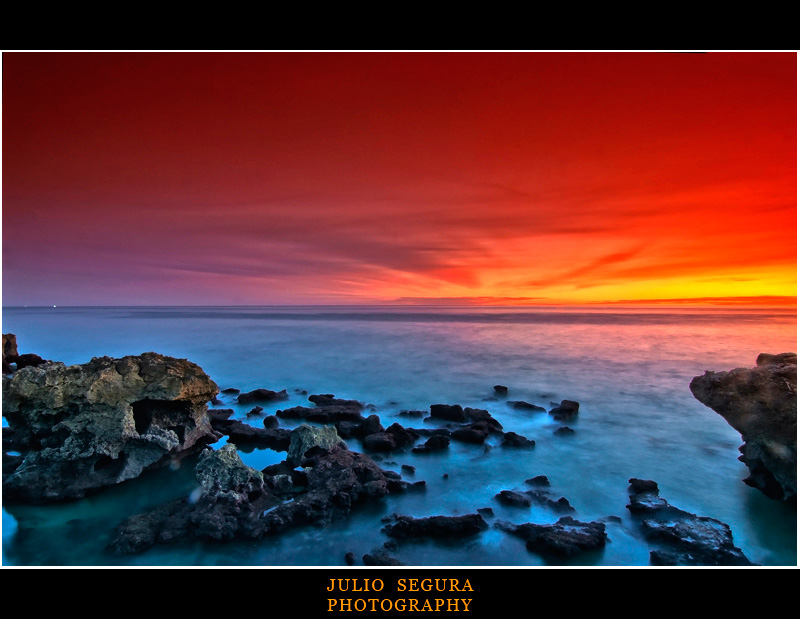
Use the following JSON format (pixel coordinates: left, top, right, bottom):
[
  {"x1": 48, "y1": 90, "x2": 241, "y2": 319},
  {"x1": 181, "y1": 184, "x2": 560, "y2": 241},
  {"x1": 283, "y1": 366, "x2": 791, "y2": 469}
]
[
  {"x1": 690, "y1": 353, "x2": 796, "y2": 502},
  {"x1": 495, "y1": 517, "x2": 606, "y2": 557},
  {"x1": 381, "y1": 513, "x2": 488, "y2": 539},
  {"x1": 626, "y1": 478, "x2": 755, "y2": 566},
  {"x1": 2, "y1": 352, "x2": 220, "y2": 503}
]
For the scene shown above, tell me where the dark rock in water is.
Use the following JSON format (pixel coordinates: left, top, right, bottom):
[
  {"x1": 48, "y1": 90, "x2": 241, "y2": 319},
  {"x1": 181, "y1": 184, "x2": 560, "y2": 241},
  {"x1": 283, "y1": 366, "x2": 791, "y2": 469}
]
[
  {"x1": 246, "y1": 406, "x2": 264, "y2": 417},
  {"x1": 442, "y1": 473, "x2": 449, "y2": 479},
  {"x1": 495, "y1": 517, "x2": 607, "y2": 557},
  {"x1": 382, "y1": 513, "x2": 488, "y2": 539},
  {"x1": 398, "y1": 410, "x2": 425, "y2": 418},
  {"x1": 356, "y1": 414, "x2": 384, "y2": 438},
  {"x1": 2, "y1": 352, "x2": 220, "y2": 504},
  {"x1": 412, "y1": 435, "x2": 451, "y2": 454},
  {"x1": 3, "y1": 334, "x2": 19, "y2": 363},
  {"x1": 451, "y1": 422, "x2": 492, "y2": 444},
  {"x1": 110, "y1": 444, "x2": 398, "y2": 554},
  {"x1": 387, "y1": 479, "x2": 427, "y2": 494},
  {"x1": 109, "y1": 444, "x2": 268, "y2": 553},
  {"x1": 237, "y1": 388, "x2": 289, "y2": 405},
  {"x1": 287, "y1": 424, "x2": 342, "y2": 466},
  {"x1": 211, "y1": 397, "x2": 224, "y2": 406},
  {"x1": 276, "y1": 405, "x2": 364, "y2": 424},
  {"x1": 525, "y1": 475, "x2": 550, "y2": 487},
  {"x1": 208, "y1": 408, "x2": 235, "y2": 422},
  {"x1": 383, "y1": 539, "x2": 399, "y2": 551},
  {"x1": 493, "y1": 385, "x2": 508, "y2": 395},
  {"x1": 690, "y1": 353, "x2": 796, "y2": 503},
  {"x1": 295, "y1": 389, "x2": 308, "y2": 395},
  {"x1": 626, "y1": 478, "x2": 755, "y2": 565},
  {"x1": 464, "y1": 408, "x2": 503, "y2": 432},
  {"x1": 344, "y1": 551, "x2": 356, "y2": 565},
  {"x1": 501, "y1": 432, "x2": 536, "y2": 448},
  {"x1": 14, "y1": 353, "x2": 49, "y2": 371},
  {"x1": 263, "y1": 415, "x2": 279, "y2": 430},
  {"x1": 554, "y1": 426, "x2": 575, "y2": 436},
  {"x1": 361, "y1": 423, "x2": 418, "y2": 453},
  {"x1": 221, "y1": 388, "x2": 240, "y2": 395},
  {"x1": 549, "y1": 400, "x2": 580, "y2": 421},
  {"x1": 477, "y1": 507, "x2": 494, "y2": 517},
  {"x1": 363, "y1": 551, "x2": 404, "y2": 566},
  {"x1": 309, "y1": 394, "x2": 364, "y2": 410},
  {"x1": 508, "y1": 400, "x2": 546, "y2": 412},
  {"x1": 216, "y1": 419, "x2": 292, "y2": 451},
  {"x1": 429, "y1": 404, "x2": 467, "y2": 423},
  {"x1": 401, "y1": 464, "x2": 416, "y2": 475},
  {"x1": 495, "y1": 490, "x2": 533, "y2": 507}
]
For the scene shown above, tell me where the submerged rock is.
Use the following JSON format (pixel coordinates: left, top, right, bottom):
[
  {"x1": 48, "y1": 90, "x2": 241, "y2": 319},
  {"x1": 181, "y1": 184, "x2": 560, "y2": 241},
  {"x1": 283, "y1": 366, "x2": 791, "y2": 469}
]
[
  {"x1": 236, "y1": 388, "x2": 289, "y2": 405},
  {"x1": 501, "y1": 432, "x2": 536, "y2": 448},
  {"x1": 549, "y1": 400, "x2": 580, "y2": 421},
  {"x1": 495, "y1": 517, "x2": 606, "y2": 557},
  {"x1": 508, "y1": 400, "x2": 546, "y2": 412},
  {"x1": 626, "y1": 478, "x2": 755, "y2": 566},
  {"x1": 382, "y1": 513, "x2": 488, "y2": 539},
  {"x1": 308, "y1": 394, "x2": 365, "y2": 409},
  {"x1": 2, "y1": 352, "x2": 220, "y2": 503},
  {"x1": 690, "y1": 353, "x2": 796, "y2": 503}
]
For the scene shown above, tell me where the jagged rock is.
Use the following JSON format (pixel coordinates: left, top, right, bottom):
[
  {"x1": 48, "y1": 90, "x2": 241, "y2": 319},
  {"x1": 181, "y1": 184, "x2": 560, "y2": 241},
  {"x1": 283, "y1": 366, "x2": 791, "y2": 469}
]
[
  {"x1": 477, "y1": 507, "x2": 494, "y2": 517},
  {"x1": 110, "y1": 444, "x2": 398, "y2": 554},
  {"x1": 109, "y1": 444, "x2": 270, "y2": 553},
  {"x1": 451, "y1": 422, "x2": 492, "y2": 444},
  {"x1": 626, "y1": 478, "x2": 755, "y2": 566},
  {"x1": 508, "y1": 401, "x2": 546, "y2": 412},
  {"x1": 525, "y1": 475, "x2": 550, "y2": 487},
  {"x1": 2, "y1": 334, "x2": 19, "y2": 374},
  {"x1": 429, "y1": 404, "x2": 467, "y2": 423},
  {"x1": 412, "y1": 434, "x2": 451, "y2": 454},
  {"x1": 308, "y1": 394, "x2": 364, "y2": 409},
  {"x1": 501, "y1": 432, "x2": 535, "y2": 448},
  {"x1": 287, "y1": 424, "x2": 342, "y2": 465},
  {"x1": 382, "y1": 513, "x2": 488, "y2": 539},
  {"x1": 690, "y1": 353, "x2": 796, "y2": 502},
  {"x1": 212, "y1": 418, "x2": 291, "y2": 451},
  {"x1": 355, "y1": 414, "x2": 384, "y2": 438},
  {"x1": 495, "y1": 517, "x2": 607, "y2": 557},
  {"x1": 549, "y1": 400, "x2": 580, "y2": 421},
  {"x1": 464, "y1": 408, "x2": 503, "y2": 432},
  {"x1": 236, "y1": 388, "x2": 288, "y2": 405},
  {"x1": 276, "y1": 405, "x2": 364, "y2": 424},
  {"x1": 2, "y1": 352, "x2": 220, "y2": 503},
  {"x1": 246, "y1": 406, "x2": 264, "y2": 417},
  {"x1": 495, "y1": 490, "x2": 533, "y2": 507}
]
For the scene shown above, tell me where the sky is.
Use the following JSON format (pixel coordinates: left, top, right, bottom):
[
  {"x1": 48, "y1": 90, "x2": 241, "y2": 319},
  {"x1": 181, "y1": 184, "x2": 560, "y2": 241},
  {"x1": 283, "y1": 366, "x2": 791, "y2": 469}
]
[{"x1": 2, "y1": 52, "x2": 796, "y2": 306}]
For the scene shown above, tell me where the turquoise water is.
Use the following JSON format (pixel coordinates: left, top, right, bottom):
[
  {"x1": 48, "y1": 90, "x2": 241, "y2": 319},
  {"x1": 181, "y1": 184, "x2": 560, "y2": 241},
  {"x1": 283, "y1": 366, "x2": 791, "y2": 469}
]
[{"x1": 1, "y1": 305, "x2": 797, "y2": 566}]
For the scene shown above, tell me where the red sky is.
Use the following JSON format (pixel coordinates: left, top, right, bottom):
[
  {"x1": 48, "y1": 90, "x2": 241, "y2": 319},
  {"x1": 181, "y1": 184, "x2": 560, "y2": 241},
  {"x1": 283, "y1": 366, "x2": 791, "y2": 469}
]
[{"x1": 2, "y1": 52, "x2": 796, "y2": 306}]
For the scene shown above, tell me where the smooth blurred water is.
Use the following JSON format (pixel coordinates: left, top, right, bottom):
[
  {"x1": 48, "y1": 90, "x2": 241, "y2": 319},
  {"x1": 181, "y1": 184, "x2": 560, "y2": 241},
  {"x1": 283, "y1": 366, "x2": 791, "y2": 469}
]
[{"x1": 1, "y1": 305, "x2": 796, "y2": 566}]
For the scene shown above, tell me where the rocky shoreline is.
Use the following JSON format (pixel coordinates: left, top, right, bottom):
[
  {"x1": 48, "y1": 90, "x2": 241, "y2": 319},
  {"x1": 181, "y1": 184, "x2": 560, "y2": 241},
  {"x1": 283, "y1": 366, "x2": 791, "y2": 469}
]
[{"x1": 3, "y1": 334, "x2": 795, "y2": 565}]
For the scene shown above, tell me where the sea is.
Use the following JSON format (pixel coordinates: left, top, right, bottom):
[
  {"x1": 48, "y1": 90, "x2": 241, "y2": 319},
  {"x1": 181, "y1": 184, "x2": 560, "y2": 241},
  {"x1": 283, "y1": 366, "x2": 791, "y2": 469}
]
[{"x1": 1, "y1": 305, "x2": 796, "y2": 566}]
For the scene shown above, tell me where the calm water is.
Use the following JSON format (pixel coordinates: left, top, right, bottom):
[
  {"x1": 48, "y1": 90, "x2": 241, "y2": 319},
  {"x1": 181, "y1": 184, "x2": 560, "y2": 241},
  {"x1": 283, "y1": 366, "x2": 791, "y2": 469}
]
[{"x1": 1, "y1": 305, "x2": 797, "y2": 566}]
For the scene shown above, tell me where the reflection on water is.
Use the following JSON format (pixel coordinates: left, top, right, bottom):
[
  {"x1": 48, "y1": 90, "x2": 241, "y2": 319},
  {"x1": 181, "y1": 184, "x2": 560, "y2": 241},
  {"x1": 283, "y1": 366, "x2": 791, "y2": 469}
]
[{"x1": 1, "y1": 305, "x2": 796, "y2": 566}]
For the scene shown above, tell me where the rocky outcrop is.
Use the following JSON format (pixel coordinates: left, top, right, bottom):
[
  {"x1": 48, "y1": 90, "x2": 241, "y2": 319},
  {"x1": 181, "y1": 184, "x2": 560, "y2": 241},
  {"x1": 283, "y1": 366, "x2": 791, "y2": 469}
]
[
  {"x1": 286, "y1": 424, "x2": 343, "y2": 465},
  {"x1": 626, "y1": 478, "x2": 754, "y2": 566},
  {"x1": 2, "y1": 333, "x2": 19, "y2": 374},
  {"x1": 690, "y1": 353, "x2": 796, "y2": 502},
  {"x1": 549, "y1": 400, "x2": 579, "y2": 421},
  {"x1": 110, "y1": 442, "x2": 402, "y2": 554},
  {"x1": 495, "y1": 517, "x2": 607, "y2": 557},
  {"x1": 2, "y1": 352, "x2": 220, "y2": 503}
]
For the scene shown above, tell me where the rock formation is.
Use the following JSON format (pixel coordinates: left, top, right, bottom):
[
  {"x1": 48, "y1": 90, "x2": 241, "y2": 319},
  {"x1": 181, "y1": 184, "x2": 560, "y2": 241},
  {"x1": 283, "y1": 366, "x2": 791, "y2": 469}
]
[
  {"x1": 626, "y1": 478, "x2": 754, "y2": 566},
  {"x1": 2, "y1": 352, "x2": 220, "y2": 503},
  {"x1": 690, "y1": 353, "x2": 796, "y2": 503}
]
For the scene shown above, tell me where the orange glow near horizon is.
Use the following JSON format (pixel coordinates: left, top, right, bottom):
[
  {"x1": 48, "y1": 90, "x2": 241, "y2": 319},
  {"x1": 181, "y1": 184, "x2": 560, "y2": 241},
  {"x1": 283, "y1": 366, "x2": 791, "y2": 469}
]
[{"x1": 2, "y1": 52, "x2": 796, "y2": 307}]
